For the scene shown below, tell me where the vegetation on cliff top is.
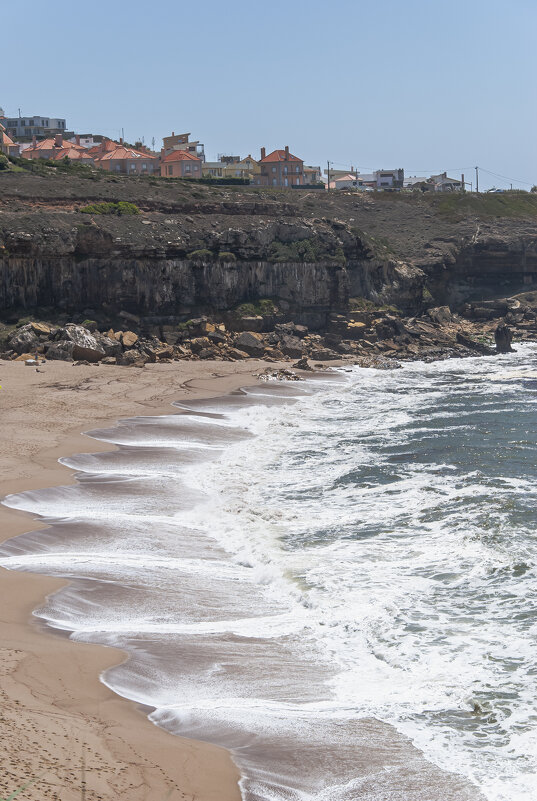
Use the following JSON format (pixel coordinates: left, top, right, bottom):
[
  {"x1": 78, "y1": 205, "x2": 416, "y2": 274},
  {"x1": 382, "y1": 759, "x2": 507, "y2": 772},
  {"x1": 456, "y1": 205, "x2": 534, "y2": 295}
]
[{"x1": 80, "y1": 201, "x2": 140, "y2": 215}]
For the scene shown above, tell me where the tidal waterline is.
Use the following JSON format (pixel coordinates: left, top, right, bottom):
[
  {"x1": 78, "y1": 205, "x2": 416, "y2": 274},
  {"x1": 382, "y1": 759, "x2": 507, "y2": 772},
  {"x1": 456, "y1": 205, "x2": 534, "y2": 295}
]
[{"x1": 2, "y1": 348, "x2": 537, "y2": 800}]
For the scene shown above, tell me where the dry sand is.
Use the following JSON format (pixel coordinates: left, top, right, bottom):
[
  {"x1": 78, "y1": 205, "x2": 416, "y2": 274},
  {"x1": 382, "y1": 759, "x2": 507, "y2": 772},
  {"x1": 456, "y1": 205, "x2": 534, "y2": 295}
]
[{"x1": 0, "y1": 358, "x2": 281, "y2": 801}]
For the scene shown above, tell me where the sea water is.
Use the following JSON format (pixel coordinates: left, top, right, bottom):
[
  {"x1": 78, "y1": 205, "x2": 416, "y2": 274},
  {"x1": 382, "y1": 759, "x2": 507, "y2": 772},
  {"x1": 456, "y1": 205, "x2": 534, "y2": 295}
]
[{"x1": 3, "y1": 347, "x2": 537, "y2": 800}]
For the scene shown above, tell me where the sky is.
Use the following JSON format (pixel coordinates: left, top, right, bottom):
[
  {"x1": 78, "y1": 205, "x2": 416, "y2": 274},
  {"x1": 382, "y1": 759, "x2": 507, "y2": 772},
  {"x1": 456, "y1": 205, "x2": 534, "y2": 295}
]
[{"x1": 2, "y1": 0, "x2": 536, "y2": 190}]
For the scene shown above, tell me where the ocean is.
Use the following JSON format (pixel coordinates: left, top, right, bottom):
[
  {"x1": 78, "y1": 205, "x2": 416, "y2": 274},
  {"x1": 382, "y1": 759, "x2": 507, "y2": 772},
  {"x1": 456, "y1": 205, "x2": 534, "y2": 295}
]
[{"x1": 3, "y1": 346, "x2": 537, "y2": 801}]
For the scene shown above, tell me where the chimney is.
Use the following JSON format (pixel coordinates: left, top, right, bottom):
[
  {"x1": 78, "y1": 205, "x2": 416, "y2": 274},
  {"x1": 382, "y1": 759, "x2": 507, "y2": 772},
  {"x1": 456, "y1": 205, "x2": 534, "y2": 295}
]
[
  {"x1": 32, "y1": 135, "x2": 37, "y2": 148},
  {"x1": 172, "y1": 131, "x2": 175, "y2": 137},
  {"x1": 55, "y1": 133, "x2": 63, "y2": 148},
  {"x1": 285, "y1": 145, "x2": 289, "y2": 159},
  {"x1": 260, "y1": 147, "x2": 266, "y2": 160},
  {"x1": 75, "y1": 134, "x2": 80, "y2": 146},
  {"x1": 120, "y1": 137, "x2": 123, "y2": 145}
]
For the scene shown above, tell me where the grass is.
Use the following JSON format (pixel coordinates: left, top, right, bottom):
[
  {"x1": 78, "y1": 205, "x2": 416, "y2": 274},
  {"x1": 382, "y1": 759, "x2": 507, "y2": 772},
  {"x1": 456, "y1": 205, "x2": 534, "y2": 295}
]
[{"x1": 431, "y1": 191, "x2": 537, "y2": 221}]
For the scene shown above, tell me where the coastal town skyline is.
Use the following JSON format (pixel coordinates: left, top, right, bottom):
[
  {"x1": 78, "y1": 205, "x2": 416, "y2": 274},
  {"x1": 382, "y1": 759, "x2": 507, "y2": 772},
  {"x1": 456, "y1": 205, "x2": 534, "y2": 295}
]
[{"x1": 2, "y1": 0, "x2": 536, "y2": 192}]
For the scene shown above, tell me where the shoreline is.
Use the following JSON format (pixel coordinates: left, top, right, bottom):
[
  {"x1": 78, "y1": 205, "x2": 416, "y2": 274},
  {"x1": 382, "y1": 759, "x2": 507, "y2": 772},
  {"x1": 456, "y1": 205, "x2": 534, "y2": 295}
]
[
  {"x1": 0, "y1": 358, "x2": 285, "y2": 801},
  {"x1": 0, "y1": 356, "x2": 489, "y2": 801}
]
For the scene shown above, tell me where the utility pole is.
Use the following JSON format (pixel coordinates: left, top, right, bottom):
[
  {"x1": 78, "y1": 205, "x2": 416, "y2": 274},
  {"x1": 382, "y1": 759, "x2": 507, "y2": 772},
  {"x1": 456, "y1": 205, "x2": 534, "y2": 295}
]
[
  {"x1": 327, "y1": 160, "x2": 331, "y2": 191},
  {"x1": 356, "y1": 165, "x2": 359, "y2": 190},
  {"x1": 475, "y1": 166, "x2": 479, "y2": 193}
]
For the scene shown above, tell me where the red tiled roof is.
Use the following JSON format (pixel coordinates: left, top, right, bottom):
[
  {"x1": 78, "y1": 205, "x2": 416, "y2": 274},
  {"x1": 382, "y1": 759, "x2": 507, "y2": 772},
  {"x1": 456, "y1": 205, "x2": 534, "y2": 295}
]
[
  {"x1": 260, "y1": 149, "x2": 303, "y2": 163},
  {"x1": 86, "y1": 138, "x2": 117, "y2": 157},
  {"x1": 49, "y1": 148, "x2": 93, "y2": 162},
  {"x1": 162, "y1": 149, "x2": 201, "y2": 163},
  {"x1": 96, "y1": 145, "x2": 157, "y2": 162}
]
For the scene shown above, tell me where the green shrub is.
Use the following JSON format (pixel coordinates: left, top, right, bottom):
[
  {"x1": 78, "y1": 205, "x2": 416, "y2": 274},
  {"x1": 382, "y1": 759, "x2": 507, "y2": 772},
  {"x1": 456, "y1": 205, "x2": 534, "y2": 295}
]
[
  {"x1": 234, "y1": 299, "x2": 276, "y2": 318},
  {"x1": 186, "y1": 248, "x2": 214, "y2": 261},
  {"x1": 219, "y1": 251, "x2": 236, "y2": 261},
  {"x1": 0, "y1": 154, "x2": 9, "y2": 171},
  {"x1": 79, "y1": 201, "x2": 140, "y2": 215}
]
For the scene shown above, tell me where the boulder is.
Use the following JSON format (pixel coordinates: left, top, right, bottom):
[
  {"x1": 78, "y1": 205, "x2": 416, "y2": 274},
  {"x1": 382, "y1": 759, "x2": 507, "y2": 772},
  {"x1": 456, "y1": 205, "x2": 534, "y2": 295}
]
[
  {"x1": 311, "y1": 348, "x2": 339, "y2": 361},
  {"x1": 119, "y1": 349, "x2": 148, "y2": 366},
  {"x1": 8, "y1": 325, "x2": 39, "y2": 355},
  {"x1": 495, "y1": 322, "x2": 515, "y2": 353},
  {"x1": 278, "y1": 334, "x2": 304, "y2": 359},
  {"x1": 61, "y1": 324, "x2": 105, "y2": 362},
  {"x1": 30, "y1": 321, "x2": 53, "y2": 336},
  {"x1": 190, "y1": 337, "x2": 212, "y2": 354},
  {"x1": 344, "y1": 321, "x2": 367, "y2": 340},
  {"x1": 121, "y1": 330, "x2": 139, "y2": 348},
  {"x1": 428, "y1": 306, "x2": 452, "y2": 325},
  {"x1": 456, "y1": 332, "x2": 496, "y2": 356},
  {"x1": 227, "y1": 348, "x2": 249, "y2": 360},
  {"x1": 292, "y1": 357, "x2": 313, "y2": 371},
  {"x1": 45, "y1": 342, "x2": 75, "y2": 361},
  {"x1": 235, "y1": 331, "x2": 265, "y2": 356},
  {"x1": 95, "y1": 334, "x2": 122, "y2": 357}
]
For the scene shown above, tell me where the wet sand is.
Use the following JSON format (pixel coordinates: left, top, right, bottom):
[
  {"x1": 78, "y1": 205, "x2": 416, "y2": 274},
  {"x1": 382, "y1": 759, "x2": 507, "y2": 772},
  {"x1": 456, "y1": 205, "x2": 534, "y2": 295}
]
[
  {"x1": 0, "y1": 357, "x2": 487, "y2": 801},
  {"x1": 0, "y1": 358, "x2": 279, "y2": 801}
]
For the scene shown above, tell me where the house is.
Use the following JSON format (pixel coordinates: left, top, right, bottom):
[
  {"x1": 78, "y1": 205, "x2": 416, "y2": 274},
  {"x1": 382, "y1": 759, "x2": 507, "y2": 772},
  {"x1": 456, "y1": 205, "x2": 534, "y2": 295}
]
[
  {"x1": 430, "y1": 172, "x2": 463, "y2": 192},
  {"x1": 21, "y1": 134, "x2": 92, "y2": 163},
  {"x1": 202, "y1": 161, "x2": 225, "y2": 178},
  {"x1": 375, "y1": 168, "x2": 404, "y2": 189},
  {"x1": 403, "y1": 175, "x2": 430, "y2": 189},
  {"x1": 329, "y1": 173, "x2": 358, "y2": 190},
  {"x1": 160, "y1": 149, "x2": 202, "y2": 178},
  {"x1": 202, "y1": 154, "x2": 260, "y2": 181},
  {"x1": 162, "y1": 132, "x2": 205, "y2": 162},
  {"x1": 304, "y1": 165, "x2": 323, "y2": 185},
  {"x1": 3, "y1": 114, "x2": 67, "y2": 139},
  {"x1": 255, "y1": 146, "x2": 304, "y2": 187},
  {"x1": 94, "y1": 141, "x2": 158, "y2": 174},
  {"x1": 0, "y1": 122, "x2": 20, "y2": 157},
  {"x1": 223, "y1": 155, "x2": 260, "y2": 180}
]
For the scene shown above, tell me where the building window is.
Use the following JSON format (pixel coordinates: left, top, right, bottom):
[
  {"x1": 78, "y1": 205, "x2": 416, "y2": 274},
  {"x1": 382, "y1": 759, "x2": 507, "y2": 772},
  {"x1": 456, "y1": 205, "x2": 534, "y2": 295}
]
[
  {"x1": 295, "y1": 166, "x2": 299, "y2": 173},
  {"x1": 296, "y1": 178, "x2": 300, "y2": 185},
  {"x1": 284, "y1": 178, "x2": 288, "y2": 187},
  {"x1": 284, "y1": 166, "x2": 288, "y2": 174},
  {"x1": 272, "y1": 166, "x2": 276, "y2": 173},
  {"x1": 272, "y1": 178, "x2": 277, "y2": 186}
]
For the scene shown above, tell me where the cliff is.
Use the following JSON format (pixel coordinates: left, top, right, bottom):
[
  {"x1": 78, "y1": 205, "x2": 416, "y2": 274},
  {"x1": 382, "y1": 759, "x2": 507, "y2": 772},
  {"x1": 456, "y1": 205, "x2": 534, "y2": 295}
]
[{"x1": 1, "y1": 172, "x2": 537, "y2": 326}]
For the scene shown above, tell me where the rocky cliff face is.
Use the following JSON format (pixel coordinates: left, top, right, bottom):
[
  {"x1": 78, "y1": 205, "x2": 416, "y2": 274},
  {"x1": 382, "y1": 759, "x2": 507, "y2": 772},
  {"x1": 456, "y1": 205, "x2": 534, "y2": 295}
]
[{"x1": 1, "y1": 173, "x2": 536, "y2": 323}]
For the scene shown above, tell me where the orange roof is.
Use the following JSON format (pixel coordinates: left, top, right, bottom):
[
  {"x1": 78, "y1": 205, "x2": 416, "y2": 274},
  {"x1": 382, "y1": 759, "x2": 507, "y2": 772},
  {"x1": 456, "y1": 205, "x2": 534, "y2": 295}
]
[
  {"x1": 86, "y1": 138, "x2": 117, "y2": 157},
  {"x1": 49, "y1": 148, "x2": 93, "y2": 162},
  {"x1": 260, "y1": 149, "x2": 303, "y2": 164},
  {"x1": 162, "y1": 149, "x2": 201, "y2": 163},
  {"x1": 22, "y1": 137, "x2": 86, "y2": 154},
  {"x1": 96, "y1": 145, "x2": 157, "y2": 162}
]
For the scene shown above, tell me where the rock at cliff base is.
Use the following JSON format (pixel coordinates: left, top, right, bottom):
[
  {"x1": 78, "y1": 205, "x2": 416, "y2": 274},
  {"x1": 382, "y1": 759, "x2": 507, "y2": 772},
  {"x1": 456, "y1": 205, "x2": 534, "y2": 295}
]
[
  {"x1": 456, "y1": 332, "x2": 496, "y2": 356},
  {"x1": 30, "y1": 321, "x2": 53, "y2": 336},
  {"x1": 8, "y1": 325, "x2": 39, "y2": 355},
  {"x1": 121, "y1": 331, "x2": 139, "y2": 348},
  {"x1": 235, "y1": 331, "x2": 265, "y2": 356},
  {"x1": 428, "y1": 306, "x2": 452, "y2": 325},
  {"x1": 45, "y1": 342, "x2": 75, "y2": 361},
  {"x1": 119, "y1": 349, "x2": 148, "y2": 366},
  {"x1": 293, "y1": 357, "x2": 313, "y2": 371},
  {"x1": 278, "y1": 334, "x2": 304, "y2": 359},
  {"x1": 495, "y1": 322, "x2": 515, "y2": 353}
]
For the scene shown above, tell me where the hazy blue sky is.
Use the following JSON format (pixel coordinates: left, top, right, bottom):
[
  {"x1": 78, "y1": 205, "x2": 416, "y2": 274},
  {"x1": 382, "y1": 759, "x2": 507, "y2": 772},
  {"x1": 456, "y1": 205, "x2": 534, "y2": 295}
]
[{"x1": 2, "y1": 0, "x2": 535, "y2": 189}]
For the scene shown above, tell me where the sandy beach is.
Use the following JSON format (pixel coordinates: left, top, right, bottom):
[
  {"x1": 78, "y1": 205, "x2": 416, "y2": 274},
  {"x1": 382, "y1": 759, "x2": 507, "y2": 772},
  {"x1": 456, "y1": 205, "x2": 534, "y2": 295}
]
[{"x1": 0, "y1": 358, "x2": 281, "y2": 801}]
